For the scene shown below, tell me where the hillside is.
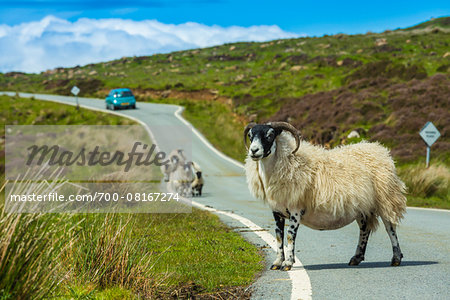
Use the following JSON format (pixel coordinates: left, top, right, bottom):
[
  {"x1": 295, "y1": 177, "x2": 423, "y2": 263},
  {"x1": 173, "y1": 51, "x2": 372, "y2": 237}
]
[
  {"x1": 1, "y1": 16, "x2": 449, "y2": 163},
  {"x1": 404, "y1": 16, "x2": 450, "y2": 30}
]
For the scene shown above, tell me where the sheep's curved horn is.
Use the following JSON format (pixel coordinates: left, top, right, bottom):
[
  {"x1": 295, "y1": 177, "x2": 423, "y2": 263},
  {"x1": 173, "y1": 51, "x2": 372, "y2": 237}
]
[
  {"x1": 269, "y1": 121, "x2": 301, "y2": 154},
  {"x1": 243, "y1": 122, "x2": 256, "y2": 150}
]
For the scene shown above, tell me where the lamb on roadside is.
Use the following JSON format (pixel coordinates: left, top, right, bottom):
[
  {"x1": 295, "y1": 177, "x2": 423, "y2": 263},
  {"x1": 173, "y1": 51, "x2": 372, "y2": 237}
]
[
  {"x1": 243, "y1": 122, "x2": 407, "y2": 271},
  {"x1": 191, "y1": 161, "x2": 204, "y2": 197}
]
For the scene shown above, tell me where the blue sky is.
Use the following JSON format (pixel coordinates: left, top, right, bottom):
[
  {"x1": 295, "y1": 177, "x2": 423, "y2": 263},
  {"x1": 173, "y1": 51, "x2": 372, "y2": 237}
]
[
  {"x1": 0, "y1": 1, "x2": 448, "y2": 73},
  {"x1": 1, "y1": 0, "x2": 448, "y2": 35}
]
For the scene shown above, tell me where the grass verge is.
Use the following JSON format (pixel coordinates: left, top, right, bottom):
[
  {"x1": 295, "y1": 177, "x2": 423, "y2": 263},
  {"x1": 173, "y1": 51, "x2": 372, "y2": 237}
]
[
  {"x1": 398, "y1": 163, "x2": 450, "y2": 209},
  {"x1": 56, "y1": 210, "x2": 262, "y2": 299}
]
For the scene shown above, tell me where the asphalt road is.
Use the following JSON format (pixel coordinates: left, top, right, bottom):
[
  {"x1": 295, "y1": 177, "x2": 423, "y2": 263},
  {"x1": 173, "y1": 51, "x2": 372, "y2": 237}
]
[{"x1": 3, "y1": 92, "x2": 449, "y2": 300}]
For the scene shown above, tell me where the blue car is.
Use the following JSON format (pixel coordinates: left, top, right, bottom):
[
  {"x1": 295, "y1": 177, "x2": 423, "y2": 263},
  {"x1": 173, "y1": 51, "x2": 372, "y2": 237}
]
[{"x1": 105, "y1": 88, "x2": 136, "y2": 110}]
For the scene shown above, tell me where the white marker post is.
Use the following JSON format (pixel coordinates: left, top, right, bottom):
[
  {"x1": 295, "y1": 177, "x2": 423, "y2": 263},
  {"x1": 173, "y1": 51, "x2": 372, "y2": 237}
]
[
  {"x1": 419, "y1": 122, "x2": 441, "y2": 168},
  {"x1": 71, "y1": 86, "x2": 80, "y2": 110}
]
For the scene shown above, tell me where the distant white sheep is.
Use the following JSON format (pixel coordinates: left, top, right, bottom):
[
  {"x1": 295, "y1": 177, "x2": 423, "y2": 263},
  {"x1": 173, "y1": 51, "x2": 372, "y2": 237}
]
[
  {"x1": 161, "y1": 149, "x2": 187, "y2": 182},
  {"x1": 170, "y1": 161, "x2": 195, "y2": 196},
  {"x1": 162, "y1": 149, "x2": 204, "y2": 197},
  {"x1": 244, "y1": 122, "x2": 407, "y2": 271}
]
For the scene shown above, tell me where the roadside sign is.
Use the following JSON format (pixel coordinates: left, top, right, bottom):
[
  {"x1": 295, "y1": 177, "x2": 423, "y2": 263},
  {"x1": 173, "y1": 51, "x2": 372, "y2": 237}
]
[
  {"x1": 71, "y1": 86, "x2": 80, "y2": 96},
  {"x1": 420, "y1": 122, "x2": 440, "y2": 147},
  {"x1": 419, "y1": 122, "x2": 440, "y2": 167},
  {"x1": 71, "y1": 86, "x2": 80, "y2": 110}
]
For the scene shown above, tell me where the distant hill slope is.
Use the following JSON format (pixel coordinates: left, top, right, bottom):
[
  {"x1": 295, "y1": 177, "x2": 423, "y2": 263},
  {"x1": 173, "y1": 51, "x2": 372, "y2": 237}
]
[
  {"x1": 1, "y1": 17, "x2": 449, "y2": 163},
  {"x1": 403, "y1": 16, "x2": 450, "y2": 30}
]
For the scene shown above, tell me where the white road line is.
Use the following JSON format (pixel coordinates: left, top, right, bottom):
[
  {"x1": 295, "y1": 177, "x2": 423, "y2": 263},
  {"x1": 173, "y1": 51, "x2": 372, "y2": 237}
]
[
  {"x1": 191, "y1": 201, "x2": 312, "y2": 300},
  {"x1": 407, "y1": 206, "x2": 450, "y2": 213}
]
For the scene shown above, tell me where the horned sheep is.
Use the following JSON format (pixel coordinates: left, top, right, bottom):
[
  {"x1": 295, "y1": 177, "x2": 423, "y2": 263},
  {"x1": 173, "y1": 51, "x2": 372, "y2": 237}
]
[{"x1": 244, "y1": 122, "x2": 407, "y2": 271}]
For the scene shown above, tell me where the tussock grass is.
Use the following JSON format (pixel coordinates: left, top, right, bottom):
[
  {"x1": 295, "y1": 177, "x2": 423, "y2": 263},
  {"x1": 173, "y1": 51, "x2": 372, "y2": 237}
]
[
  {"x1": 64, "y1": 214, "x2": 168, "y2": 298},
  {"x1": 0, "y1": 165, "x2": 164, "y2": 299},
  {"x1": 0, "y1": 167, "x2": 166, "y2": 299},
  {"x1": 0, "y1": 209, "x2": 68, "y2": 299},
  {"x1": 0, "y1": 167, "x2": 74, "y2": 299},
  {"x1": 399, "y1": 164, "x2": 450, "y2": 208}
]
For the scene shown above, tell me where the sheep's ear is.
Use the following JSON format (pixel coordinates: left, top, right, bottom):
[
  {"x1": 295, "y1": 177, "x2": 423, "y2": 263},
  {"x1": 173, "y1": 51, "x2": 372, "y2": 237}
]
[
  {"x1": 273, "y1": 127, "x2": 283, "y2": 137},
  {"x1": 268, "y1": 122, "x2": 301, "y2": 154}
]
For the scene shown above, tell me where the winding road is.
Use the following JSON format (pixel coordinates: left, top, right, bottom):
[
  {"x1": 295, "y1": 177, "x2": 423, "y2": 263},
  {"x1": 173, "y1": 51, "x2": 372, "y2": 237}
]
[{"x1": 2, "y1": 92, "x2": 449, "y2": 300}]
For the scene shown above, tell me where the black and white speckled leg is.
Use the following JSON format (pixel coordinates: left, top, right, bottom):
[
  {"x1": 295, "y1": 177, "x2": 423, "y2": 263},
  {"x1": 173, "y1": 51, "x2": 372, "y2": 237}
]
[
  {"x1": 271, "y1": 211, "x2": 285, "y2": 270},
  {"x1": 280, "y1": 209, "x2": 304, "y2": 271},
  {"x1": 382, "y1": 218, "x2": 403, "y2": 266},
  {"x1": 349, "y1": 214, "x2": 371, "y2": 266}
]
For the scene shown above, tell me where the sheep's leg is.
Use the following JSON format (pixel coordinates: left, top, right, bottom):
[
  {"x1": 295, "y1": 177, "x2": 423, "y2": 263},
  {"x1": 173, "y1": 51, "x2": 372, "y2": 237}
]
[
  {"x1": 186, "y1": 183, "x2": 192, "y2": 197},
  {"x1": 349, "y1": 215, "x2": 371, "y2": 266},
  {"x1": 270, "y1": 211, "x2": 285, "y2": 270},
  {"x1": 382, "y1": 218, "x2": 403, "y2": 266},
  {"x1": 281, "y1": 209, "x2": 304, "y2": 271}
]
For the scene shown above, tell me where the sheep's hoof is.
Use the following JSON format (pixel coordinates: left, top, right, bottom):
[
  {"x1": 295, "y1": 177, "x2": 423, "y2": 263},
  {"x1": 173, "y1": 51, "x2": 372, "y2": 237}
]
[
  {"x1": 348, "y1": 256, "x2": 363, "y2": 266},
  {"x1": 270, "y1": 264, "x2": 281, "y2": 270},
  {"x1": 281, "y1": 265, "x2": 292, "y2": 271},
  {"x1": 391, "y1": 256, "x2": 402, "y2": 266}
]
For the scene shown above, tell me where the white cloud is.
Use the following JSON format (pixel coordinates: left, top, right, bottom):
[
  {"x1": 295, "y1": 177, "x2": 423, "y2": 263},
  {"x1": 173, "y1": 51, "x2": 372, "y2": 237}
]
[{"x1": 0, "y1": 16, "x2": 300, "y2": 73}]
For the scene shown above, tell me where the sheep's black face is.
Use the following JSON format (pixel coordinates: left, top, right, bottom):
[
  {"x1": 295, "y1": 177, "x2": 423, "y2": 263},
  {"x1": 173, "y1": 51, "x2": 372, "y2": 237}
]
[{"x1": 247, "y1": 125, "x2": 282, "y2": 160}]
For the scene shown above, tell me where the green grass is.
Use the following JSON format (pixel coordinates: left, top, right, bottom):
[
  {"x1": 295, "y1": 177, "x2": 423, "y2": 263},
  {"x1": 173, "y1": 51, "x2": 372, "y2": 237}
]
[
  {"x1": 54, "y1": 210, "x2": 263, "y2": 299},
  {"x1": 59, "y1": 284, "x2": 136, "y2": 300},
  {"x1": 0, "y1": 96, "x2": 264, "y2": 299},
  {"x1": 406, "y1": 195, "x2": 450, "y2": 209},
  {"x1": 132, "y1": 211, "x2": 263, "y2": 292},
  {"x1": 0, "y1": 94, "x2": 135, "y2": 127}
]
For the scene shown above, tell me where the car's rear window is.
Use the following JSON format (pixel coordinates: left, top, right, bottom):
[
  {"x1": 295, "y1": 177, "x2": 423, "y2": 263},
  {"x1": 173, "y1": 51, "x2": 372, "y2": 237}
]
[{"x1": 119, "y1": 91, "x2": 133, "y2": 97}]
